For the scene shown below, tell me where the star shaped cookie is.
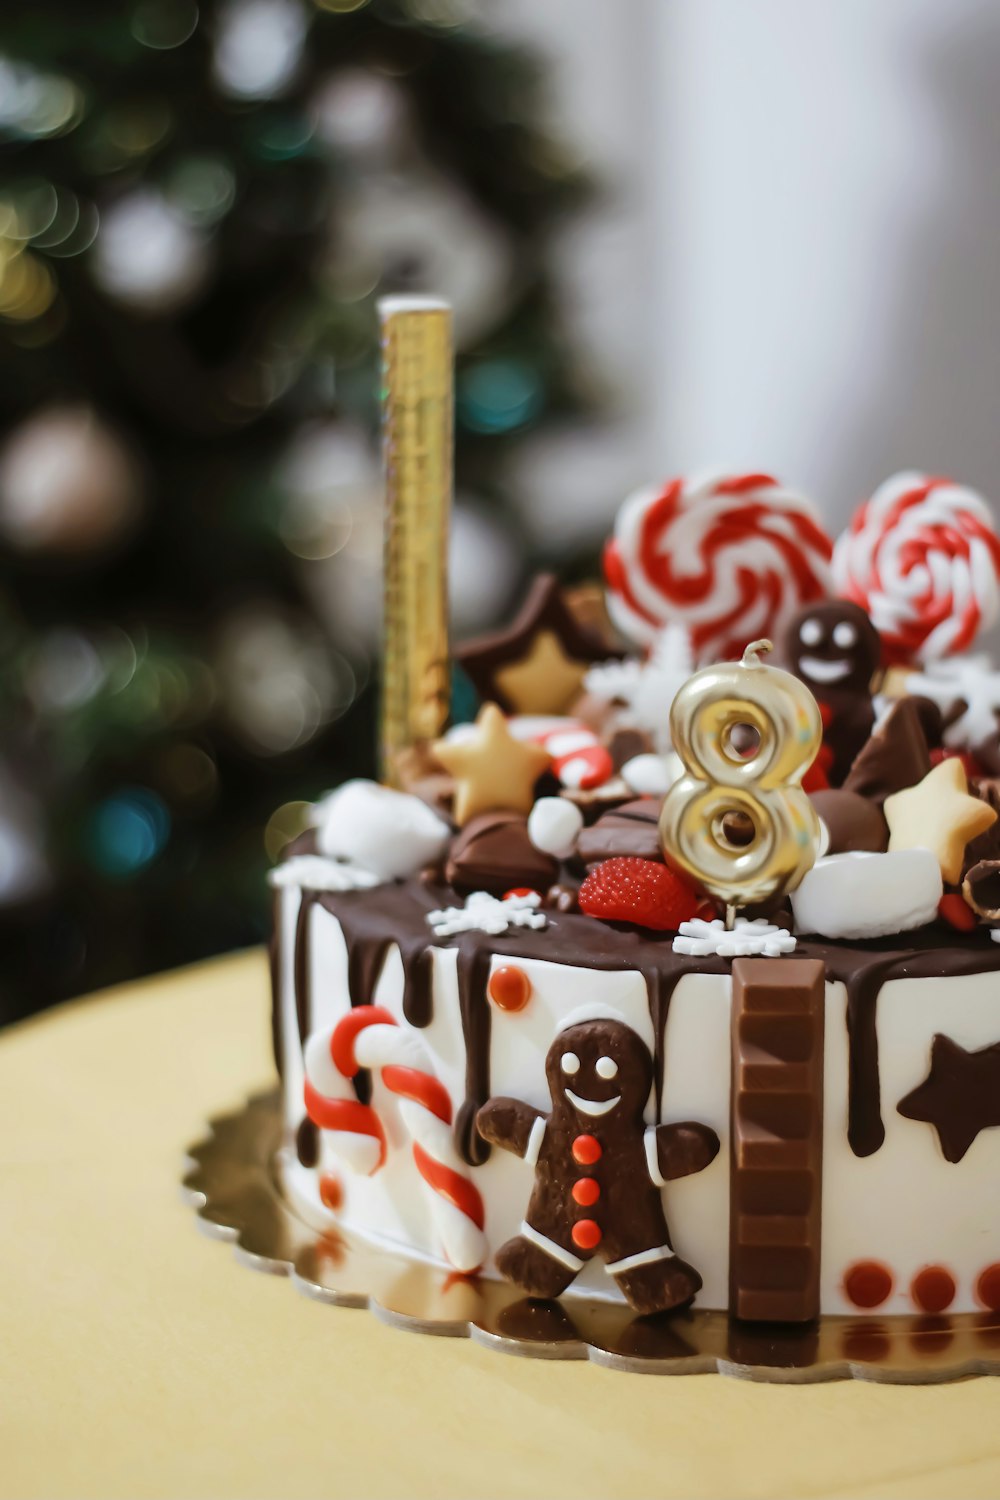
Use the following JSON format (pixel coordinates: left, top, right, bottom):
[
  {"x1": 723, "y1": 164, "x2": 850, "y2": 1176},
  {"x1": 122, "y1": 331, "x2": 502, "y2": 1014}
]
[
  {"x1": 897, "y1": 1033, "x2": 1000, "y2": 1161},
  {"x1": 884, "y1": 756, "x2": 997, "y2": 884},
  {"x1": 456, "y1": 573, "x2": 620, "y2": 716},
  {"x1": 431, "y1": 703, "x2": 551, "y2": 826}
]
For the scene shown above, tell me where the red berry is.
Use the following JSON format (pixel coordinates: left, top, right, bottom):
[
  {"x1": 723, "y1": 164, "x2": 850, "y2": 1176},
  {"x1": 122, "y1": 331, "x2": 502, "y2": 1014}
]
[
  {"x1": 578, "y1": 856, "x2": 703, "y2": 932},
  {"x1": 938, "y1": 892, "x2": 978, "y2": 932}
]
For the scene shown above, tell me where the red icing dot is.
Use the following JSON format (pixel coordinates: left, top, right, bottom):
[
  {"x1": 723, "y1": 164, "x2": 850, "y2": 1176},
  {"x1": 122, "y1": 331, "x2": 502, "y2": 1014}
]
[
  {"x1": 572, "y1": 1177, "x2": 600, "y2": 1207},
  {"x1": 571, "y1": 1219, "x2": 602, "y2": 1251},
  {"x1": 843, "y1": 1260, "x2": 894, "y2": 1309},
  {"x1": 503, "y1": 887, "x2": 537, "y2": 901},
  {"x1": 976, "y1": 1263, "x2": 1000, "y2": 1312},
  {"x1": 571, "y1": 1134, "x2": 602, "y2": 1165},
  {"x1": 319, "y1": 1174, "x2": 342, "y2": 1211},
  {"x1": 911, "y1": 1265, "x2": 956, "y2": 1313},
  {"x1": 487, "y1": 965, "x2": 532, "y2": 1012}
]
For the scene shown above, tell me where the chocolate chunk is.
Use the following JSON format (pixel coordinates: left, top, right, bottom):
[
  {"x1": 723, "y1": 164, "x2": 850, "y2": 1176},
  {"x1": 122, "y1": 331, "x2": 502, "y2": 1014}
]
[
  {"x1": 729, "y1": 957, "x2": 826, "y2": 1323},
  {"x1": 577, "y1": 798, "x2": 665, "y2": 865},
  {"x1": 962, "y1": 859, "x2": 1000, "y2": 920},
  {"x1": 843, "y1": 697, "x2": 931, "y2": 805},
  {"x1": 809, "y1": 789, "x2": 889, "y2": 854},
  {"x1": 445, "y1": 810, "x2": 558, "y2": 896},
  {"x1": 607, "y1": 726, "x2": 654, "y2": 771}
]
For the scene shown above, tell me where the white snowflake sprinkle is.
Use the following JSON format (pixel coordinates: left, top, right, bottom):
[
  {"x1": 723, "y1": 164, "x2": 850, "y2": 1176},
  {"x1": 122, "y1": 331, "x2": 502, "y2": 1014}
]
[
  {"x1": 583, "y1": 623, "x2": 694, "y2": 752},
  {"x1": 268, "y1": 855, "x2": 381, "y2": 892},
  {"x1": 906, "y1": 655, "x2": 1000, "y2": 748},
  {"x1": 426, "y1": 890, "x2": 548, "y2": 938},
  {"x1": 672, "y1": 917, "x2": 796, "y2": 958}
]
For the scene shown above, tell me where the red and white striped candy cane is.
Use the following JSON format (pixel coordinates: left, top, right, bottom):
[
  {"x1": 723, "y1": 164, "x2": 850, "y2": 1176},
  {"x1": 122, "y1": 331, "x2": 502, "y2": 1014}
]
[
  {"x1": 511, "y1": 716, "x2": 614, "y2": 791},
  {"x1": 304, "y1": 1005, "x2": 486, "y2": 1273}
]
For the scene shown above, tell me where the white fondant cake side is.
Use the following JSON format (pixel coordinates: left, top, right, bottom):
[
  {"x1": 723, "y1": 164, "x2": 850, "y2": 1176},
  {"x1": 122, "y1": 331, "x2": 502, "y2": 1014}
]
[{"x1": 274, "y1": 885, "x2": 1000, "y2": 1315}]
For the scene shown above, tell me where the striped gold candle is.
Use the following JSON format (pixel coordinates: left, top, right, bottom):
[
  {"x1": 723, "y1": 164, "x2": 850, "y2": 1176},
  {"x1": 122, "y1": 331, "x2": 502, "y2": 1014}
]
[{"x1": 378, "y1": 295, "x2": 453, "y2": 785}]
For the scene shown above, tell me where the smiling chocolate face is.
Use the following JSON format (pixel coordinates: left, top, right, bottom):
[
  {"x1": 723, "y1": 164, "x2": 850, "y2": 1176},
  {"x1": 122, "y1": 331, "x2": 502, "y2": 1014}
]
[
  {"x1": 545, "y1": 1019, "x2": 652, "y2": 1123},
  {"x1": 784, "y1": 600, "x2": 880, "y2": 697}
]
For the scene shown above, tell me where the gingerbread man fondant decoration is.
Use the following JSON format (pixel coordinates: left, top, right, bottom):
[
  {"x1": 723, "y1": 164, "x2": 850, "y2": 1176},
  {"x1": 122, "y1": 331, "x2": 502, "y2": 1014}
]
[
  {"x1": 778, "y1": 600, "x2": 881, "y2": 785},
  {"x1": 476, "y1": 1018, "x2": 719, "y2": 1315}
]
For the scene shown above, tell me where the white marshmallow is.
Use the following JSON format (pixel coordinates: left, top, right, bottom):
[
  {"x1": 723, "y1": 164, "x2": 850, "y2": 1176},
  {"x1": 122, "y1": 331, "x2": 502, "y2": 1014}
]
[
  {"x1": 314, "y1": 779, "x2": 450, "y2": 881},
  {"x1": 620, "y1": 752, "x2": 682, "y2": 796},
  {"x1": 790, "y1": 849, "x2": 942, "y2": 940},
  {"x1": 527, "y1": 796, "x2": 583, "y2": 859}
]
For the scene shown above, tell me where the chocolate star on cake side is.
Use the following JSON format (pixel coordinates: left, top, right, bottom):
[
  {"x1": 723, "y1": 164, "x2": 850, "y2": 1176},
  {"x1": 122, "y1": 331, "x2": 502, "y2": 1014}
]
[{"x1": 269, "y1": 302, "x2": 1000, "y2": 1327}]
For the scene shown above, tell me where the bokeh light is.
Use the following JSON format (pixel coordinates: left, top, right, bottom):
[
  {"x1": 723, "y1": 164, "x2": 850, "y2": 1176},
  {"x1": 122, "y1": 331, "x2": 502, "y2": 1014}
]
[
  {"x1": 87, "y1": 788, "x2": 171, "y2": 877},
  {"x1": 131, "y1": 0, "x2": 200, "y2": 49},
  {"x1": 457, "y1": 357, "x2": 544, "y2": 434},
  {"x1": 264, "y1": 799, "x2": 312, "y2": 862}
]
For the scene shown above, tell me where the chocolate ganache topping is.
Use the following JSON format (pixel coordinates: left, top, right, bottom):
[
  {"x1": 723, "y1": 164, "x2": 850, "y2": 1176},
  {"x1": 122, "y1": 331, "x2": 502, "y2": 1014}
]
[{"x1": 282, "y1": 867, "x2": 1000, "y2": 1166}]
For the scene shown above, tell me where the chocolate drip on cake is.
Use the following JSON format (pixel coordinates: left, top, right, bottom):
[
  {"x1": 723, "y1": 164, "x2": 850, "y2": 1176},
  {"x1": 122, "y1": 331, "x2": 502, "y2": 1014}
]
[
  {"x1": 455, "y1": 945, "x2": 495, "y2": 1165},
  {"x1": 284, "y1": 878, "x2": 1000, "y2": 1164},
  {"x1": 269, "y1": 887, "x2": 284, "y2": 1080}
]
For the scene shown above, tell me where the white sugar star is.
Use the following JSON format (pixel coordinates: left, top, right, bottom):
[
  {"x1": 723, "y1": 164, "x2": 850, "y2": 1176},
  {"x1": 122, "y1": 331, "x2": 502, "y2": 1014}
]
[
  {"x1": 672, "y1": 917, "x2": 797, "y2": 958},
  {"x1": 426, "y1": 890, "x2": 548, "y2": 938}
]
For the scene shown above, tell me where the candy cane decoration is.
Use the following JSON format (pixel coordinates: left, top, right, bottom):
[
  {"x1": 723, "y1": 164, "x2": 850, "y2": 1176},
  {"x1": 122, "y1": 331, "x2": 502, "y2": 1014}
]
[
  {"x1": 304, "y1": 1006, "x2": 486, "y2": 1273},
  {"x1": 833, "y1": 472, "x2": 1000, "y2": 664},
  {"x1": 603, "y1": 471, "x2": 833, "y2": 663},
  {"x1": 510, "y1": 716, "x2": 614, "y2": 790}
]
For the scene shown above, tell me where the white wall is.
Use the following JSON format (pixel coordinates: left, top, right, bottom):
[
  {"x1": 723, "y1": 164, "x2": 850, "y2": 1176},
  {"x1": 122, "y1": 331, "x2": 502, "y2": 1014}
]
[{"x1": 504, "y1": 0, "x2": 1000, "y2": 539}]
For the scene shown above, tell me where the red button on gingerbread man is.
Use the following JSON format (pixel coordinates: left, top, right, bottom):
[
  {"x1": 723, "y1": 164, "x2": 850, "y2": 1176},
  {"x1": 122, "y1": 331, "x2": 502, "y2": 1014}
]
[{"x1": 477, "y1": 1018, "x2": 719, "y2": 1316}]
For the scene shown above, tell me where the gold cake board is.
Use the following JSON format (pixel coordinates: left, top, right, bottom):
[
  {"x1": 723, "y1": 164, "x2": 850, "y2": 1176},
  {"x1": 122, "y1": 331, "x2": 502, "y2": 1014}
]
[{"x1": 183, "y1": 1089, "x2": 1000, "y2": 1382}]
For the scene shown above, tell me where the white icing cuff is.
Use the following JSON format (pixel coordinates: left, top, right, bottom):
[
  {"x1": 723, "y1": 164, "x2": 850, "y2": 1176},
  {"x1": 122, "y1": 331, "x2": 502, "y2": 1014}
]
[
  {"x1": 605, "y1": 1244, "x2": 676, "y2": 1276},
  {"x1": 644, "y1": 1126, "x2": 666, "y2": 1187},
  {"x1": 520, "y1": 1221, "x2": 584, "y2": 1272},
  {"x1": 523, "y1": 1116, "x2": 547, "y2": 1167}
]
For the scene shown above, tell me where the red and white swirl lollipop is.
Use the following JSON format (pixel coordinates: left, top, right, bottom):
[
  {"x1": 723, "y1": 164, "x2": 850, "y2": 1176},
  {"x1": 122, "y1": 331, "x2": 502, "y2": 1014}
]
[
  {"x1": 833, "y1": 472, "x2": 1000, "y2": 664},
  {"x1": 603, "y1": 471, "x2": 833, "y2": 663}
]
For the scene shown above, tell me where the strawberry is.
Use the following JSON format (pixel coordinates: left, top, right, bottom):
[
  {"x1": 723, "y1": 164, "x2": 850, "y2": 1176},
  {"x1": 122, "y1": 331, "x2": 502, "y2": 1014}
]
[{"x1": 578, "y1": 856, "x2": 707, "y2": 931}]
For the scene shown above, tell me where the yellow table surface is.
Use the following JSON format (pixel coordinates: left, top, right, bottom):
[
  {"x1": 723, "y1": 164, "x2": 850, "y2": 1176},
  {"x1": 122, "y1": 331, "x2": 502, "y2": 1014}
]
[{"x1": 4, "y1": 951, "x2": 1000, "y2": 1500}]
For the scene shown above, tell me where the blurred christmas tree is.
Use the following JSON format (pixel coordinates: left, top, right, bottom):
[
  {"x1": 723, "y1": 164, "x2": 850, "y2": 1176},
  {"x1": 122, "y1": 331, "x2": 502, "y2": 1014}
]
[{"x1": 0, "y1": 0, "x2": 599, "y2": 1022}]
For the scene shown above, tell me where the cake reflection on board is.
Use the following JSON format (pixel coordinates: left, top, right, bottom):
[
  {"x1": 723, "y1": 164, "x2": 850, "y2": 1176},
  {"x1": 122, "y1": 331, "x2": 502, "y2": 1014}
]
[{"x1": 182, "y1": 1089, "x2": 1000, "y2": 1382}]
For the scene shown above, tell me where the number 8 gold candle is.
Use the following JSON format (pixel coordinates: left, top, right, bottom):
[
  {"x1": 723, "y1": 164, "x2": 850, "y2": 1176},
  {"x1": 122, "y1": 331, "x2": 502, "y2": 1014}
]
[
  {"x1": 378, "y1": 296, "x2": 453, "y2": 785},
  {"x1": 659, "y1": 639, "x2": 822, "y2": 911}
]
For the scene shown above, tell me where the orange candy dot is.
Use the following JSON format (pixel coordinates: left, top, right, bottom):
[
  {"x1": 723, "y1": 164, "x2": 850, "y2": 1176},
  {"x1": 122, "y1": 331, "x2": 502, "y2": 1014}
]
[
  {"x1": 572, "y1": 1177, "x2": 600, "y2": 1207},
  {"x1": 911, "y1": 1265, "x2": 956, "y2": 1314},
  {"x1": 976, "y1": 1263, "x2": 1000, "y2": 1312},
  {"x1": 571, "y1": 1219, "x2": 602, "y2": 1251},
  {"x1": 844, "y1": 1259, "x2": 893, "y2": 1309},
  {"x1": 487, "y1": 965, "x2": 532, "y2": 1012},
  {"x1": 571, "y1": 1134, "x2": 602, "y2": 1165},
  {"x1": 319, "y1": 1174, "x2": 343, "y2": 1211}
]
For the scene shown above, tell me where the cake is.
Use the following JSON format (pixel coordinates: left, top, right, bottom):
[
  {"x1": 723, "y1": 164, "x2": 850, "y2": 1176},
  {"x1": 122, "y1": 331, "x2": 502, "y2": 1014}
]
[{"x1": 269, "y1": 309, "x2": 1000, "y2": 1326}]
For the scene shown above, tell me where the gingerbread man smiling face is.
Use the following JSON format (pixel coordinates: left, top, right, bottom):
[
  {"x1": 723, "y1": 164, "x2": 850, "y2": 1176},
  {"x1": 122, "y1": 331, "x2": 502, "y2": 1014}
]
[{"x1": 546, "y1": 1017, "x2": 649, "y2": 1123}]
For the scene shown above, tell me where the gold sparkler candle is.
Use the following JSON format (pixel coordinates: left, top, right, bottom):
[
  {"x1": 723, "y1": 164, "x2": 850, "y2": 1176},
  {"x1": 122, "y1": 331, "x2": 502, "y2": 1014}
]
[
  {"x1": 659, "y1": 639, "x2": 823, "y2": 912},
  {"x1": 378, "y1": 296, "x2": 453, "y2": 785}
]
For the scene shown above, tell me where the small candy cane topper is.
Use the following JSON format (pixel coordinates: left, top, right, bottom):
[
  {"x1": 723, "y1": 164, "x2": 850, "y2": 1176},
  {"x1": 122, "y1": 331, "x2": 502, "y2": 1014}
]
[
  {"x1": 603, "y1": 472, "x2": 833, "y2": 663},
  {"x1": 833, "y1": 472, "x2": 1000, "y2": 665},
  {"x1": 659, "y1": 639, "x2": 823, "y2": 913}
]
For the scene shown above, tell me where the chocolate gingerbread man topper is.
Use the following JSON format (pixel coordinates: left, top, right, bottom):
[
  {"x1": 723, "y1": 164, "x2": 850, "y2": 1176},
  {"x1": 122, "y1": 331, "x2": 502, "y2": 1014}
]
[
  {"x1": 779, "y1": 600, "x2": 881, "y2": 785},
  {"x1": 477, "y1": 1018, "x2": 719, "y2": 1316}
]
